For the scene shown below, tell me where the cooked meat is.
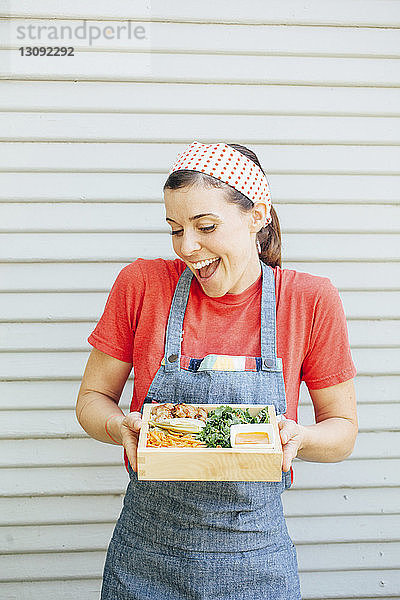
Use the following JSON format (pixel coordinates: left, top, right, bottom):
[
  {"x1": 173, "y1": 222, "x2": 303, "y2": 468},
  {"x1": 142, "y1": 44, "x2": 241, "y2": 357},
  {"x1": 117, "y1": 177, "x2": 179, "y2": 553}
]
[
  {"x1": 194, "y1": 407, "x2": 208, "y2": 422},
  {"x1": 174, "y1": 403, "x2": 208, "y2": 422},
  {"x1": 151, "y1": 402, "x2": 208, "y2": 423},
  {"x1": 173, "y1": 403, "x2": 197, "y2": 419},
  {"x1": 151, "y1": 403, "x2": 175, "y2": 422}
]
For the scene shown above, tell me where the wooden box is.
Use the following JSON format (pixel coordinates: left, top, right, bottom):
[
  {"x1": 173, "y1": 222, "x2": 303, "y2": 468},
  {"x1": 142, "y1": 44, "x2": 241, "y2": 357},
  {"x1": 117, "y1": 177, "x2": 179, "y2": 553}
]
[{"x1": 137, "y1": 404, "x2": 283, "y2": 481}]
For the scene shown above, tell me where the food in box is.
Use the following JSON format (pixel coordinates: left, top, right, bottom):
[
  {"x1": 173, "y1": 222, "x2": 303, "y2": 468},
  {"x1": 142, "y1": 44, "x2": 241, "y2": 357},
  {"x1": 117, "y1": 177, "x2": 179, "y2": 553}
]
[{"x1": 137, "y1": 403, "x2": 283, "y2": 482}]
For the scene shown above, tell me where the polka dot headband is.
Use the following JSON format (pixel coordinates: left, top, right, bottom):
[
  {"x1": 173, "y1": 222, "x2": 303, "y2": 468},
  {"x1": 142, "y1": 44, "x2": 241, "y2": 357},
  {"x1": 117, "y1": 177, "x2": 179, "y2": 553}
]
[{"x1": 168, "y1": 141, "x2": 272, "y2": 227}]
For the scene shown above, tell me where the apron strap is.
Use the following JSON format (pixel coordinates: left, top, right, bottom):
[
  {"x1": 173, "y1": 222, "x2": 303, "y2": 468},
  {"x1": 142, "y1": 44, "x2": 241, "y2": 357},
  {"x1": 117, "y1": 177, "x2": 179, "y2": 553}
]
[
  {"x1": 163, "y1": 267, "x2": 193, "y2": 372},
  {"x1": 260, "y1": 262, "x2": 282, "y2": 372}
]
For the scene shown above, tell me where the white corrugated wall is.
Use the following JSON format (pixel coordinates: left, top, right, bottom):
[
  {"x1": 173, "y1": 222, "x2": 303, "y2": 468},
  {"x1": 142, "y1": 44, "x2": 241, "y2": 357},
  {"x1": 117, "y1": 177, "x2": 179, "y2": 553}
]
[{"x1": 1, "y1": 2, "x2": 400, "y2": 598}]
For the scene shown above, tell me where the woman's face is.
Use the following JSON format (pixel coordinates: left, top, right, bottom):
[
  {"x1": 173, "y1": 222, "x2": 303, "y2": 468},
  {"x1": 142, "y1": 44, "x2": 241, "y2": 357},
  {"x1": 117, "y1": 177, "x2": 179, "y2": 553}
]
[{"x1": 164, "y1": 185, "x2": 266, "y2": 297}]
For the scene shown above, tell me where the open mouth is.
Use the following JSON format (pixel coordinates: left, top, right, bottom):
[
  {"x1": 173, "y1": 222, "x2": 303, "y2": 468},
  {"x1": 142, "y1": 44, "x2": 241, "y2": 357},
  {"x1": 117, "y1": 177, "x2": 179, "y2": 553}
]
[{"x1": 195, "y1": 258, "x2": 221, "y2": 280}]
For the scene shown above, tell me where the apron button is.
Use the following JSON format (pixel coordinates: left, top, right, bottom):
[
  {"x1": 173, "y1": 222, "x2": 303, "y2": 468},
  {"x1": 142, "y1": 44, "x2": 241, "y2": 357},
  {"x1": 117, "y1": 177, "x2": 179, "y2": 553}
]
[
  {"x1": 264, "y1": 358, "x2": 275, "y2": 368},
  {"x1": 168, "y1": 354, "x2": 178, "y2": 363}
]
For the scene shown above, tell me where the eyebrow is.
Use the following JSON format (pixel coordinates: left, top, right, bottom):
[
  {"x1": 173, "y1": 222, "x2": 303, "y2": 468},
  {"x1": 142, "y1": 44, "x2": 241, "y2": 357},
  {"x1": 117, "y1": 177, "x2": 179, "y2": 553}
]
[{"x1": 166, "y1": 213, "x2": 220, "y2": 224}]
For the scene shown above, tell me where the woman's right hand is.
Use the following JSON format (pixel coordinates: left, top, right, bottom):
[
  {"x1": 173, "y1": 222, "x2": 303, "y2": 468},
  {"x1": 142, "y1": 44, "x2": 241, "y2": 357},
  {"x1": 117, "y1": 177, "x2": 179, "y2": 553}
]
[{"x1": 119, "y1": 411, "x2": 143, "y2": 472}]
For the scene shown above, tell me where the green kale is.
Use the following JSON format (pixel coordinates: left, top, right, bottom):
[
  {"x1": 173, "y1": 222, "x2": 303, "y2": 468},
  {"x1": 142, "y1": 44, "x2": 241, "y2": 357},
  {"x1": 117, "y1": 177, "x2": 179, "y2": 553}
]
[
  {"x1": 252, "y1": 406, "x2": 270, "y2": 424},
  {"x1": 197, "y1": 405, "x2": 270, "y2": 448}
]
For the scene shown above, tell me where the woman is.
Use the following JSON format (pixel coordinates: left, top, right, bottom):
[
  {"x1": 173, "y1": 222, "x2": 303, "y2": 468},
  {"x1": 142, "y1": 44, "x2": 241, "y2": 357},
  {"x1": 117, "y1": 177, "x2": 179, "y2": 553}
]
[{"x1": 76, "y1": 141, "x2": 358, "y2": 599}]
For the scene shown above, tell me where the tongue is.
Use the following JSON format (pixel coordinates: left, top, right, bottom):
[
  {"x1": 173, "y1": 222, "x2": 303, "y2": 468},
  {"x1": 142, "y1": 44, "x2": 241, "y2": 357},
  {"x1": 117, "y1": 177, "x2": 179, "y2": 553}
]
[{"x1": 199, "y1": 259, "x2": 220, "y2": 279}]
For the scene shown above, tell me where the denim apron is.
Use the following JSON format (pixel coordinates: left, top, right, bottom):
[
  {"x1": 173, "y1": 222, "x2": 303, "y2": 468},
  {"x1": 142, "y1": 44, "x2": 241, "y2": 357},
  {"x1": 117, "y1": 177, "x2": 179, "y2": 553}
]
[{"x1": 101, "y1": 261, "x2": 302, "y2": 599}]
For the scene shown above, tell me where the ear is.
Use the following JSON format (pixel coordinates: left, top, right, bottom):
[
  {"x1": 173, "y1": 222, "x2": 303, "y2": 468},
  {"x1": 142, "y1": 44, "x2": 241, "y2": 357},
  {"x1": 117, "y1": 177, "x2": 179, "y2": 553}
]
[{"x1": 249, "y1": 201, "x2": 267, "y2": 233}]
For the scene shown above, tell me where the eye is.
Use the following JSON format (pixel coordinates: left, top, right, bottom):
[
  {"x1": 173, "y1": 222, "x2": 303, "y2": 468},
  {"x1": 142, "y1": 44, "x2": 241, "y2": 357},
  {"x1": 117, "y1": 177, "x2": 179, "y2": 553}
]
[
  {"x1": 199, "y1": 225, "x2": 216, "y2": 233},
  {"x1": 170, "y1": 230, "x2": 183, "y2": 236}
]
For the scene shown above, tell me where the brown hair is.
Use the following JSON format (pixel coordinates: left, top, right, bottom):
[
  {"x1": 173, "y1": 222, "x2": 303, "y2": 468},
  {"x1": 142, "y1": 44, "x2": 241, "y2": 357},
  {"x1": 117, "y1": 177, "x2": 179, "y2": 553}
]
[{"x1": 163, "y1": 143, "x2": 281, "y2": 268}]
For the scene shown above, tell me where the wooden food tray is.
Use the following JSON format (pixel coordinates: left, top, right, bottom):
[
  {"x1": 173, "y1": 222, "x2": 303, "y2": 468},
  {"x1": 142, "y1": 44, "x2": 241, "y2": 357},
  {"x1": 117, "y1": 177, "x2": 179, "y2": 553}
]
[{"x1": 137, "y1": 404, "x2": 283, "y2": 481}]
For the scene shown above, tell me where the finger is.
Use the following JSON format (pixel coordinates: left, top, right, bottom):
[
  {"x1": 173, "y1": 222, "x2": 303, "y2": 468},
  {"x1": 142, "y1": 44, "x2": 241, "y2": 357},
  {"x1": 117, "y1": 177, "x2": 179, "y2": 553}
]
[
  {"x1": 282, "y1": 440, "x2": 298, "y2": 471},
  {"x1": 278, "y1": 418, "x2": 296, "y2": 429},
  {"x1": 123, "y1": 413, "x2": 143, "y2": 432},
  {"x1": 278, "y1": 421, "x2": 296, "y2": 445},
  {"x1": 127, "y1": 410, "x2": 142, "y2": 421},
  {"x1": 120, "y1": 420, "x2": 142, "y2": 471},
  {"x1": 124, "y1": 439, "x2": 138, "y2": 471},
  {"x1": 131, "y1": 417, "x2": 142, "y2": 432}
]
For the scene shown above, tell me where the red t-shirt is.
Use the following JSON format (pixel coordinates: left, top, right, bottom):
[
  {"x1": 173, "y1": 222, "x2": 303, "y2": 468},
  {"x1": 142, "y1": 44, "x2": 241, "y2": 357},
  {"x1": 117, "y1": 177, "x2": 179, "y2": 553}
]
[{"x1": 88, "y1": 258, "x2": 357, "y2": 474}]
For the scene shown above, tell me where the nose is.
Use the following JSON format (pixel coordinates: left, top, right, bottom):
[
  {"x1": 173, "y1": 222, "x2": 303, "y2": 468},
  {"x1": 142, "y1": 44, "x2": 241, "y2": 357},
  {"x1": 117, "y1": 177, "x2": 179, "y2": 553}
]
[{"x1": 179, "y1": 229, "x2": 202, "y2": 257}]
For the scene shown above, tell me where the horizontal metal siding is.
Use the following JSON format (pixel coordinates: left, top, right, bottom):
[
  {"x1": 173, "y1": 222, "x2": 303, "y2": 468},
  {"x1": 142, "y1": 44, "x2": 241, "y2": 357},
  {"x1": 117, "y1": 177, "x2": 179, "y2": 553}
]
[
  {"x1": 0, "y1": 3, "x2": 399, "y2": 598},
  {"x1": 2, "y1": 1, "x2": 400, "y2": 26},
  {"x1": 2, "y1": 320, "x2": 399, "y2": 349}
]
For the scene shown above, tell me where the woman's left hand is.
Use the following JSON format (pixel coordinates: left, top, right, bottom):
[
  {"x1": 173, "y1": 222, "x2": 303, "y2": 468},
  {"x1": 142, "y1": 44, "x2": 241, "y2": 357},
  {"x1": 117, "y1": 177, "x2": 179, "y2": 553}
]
[{"x1": 278, "y1": 418, "x2": 306, "y2": 472}]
